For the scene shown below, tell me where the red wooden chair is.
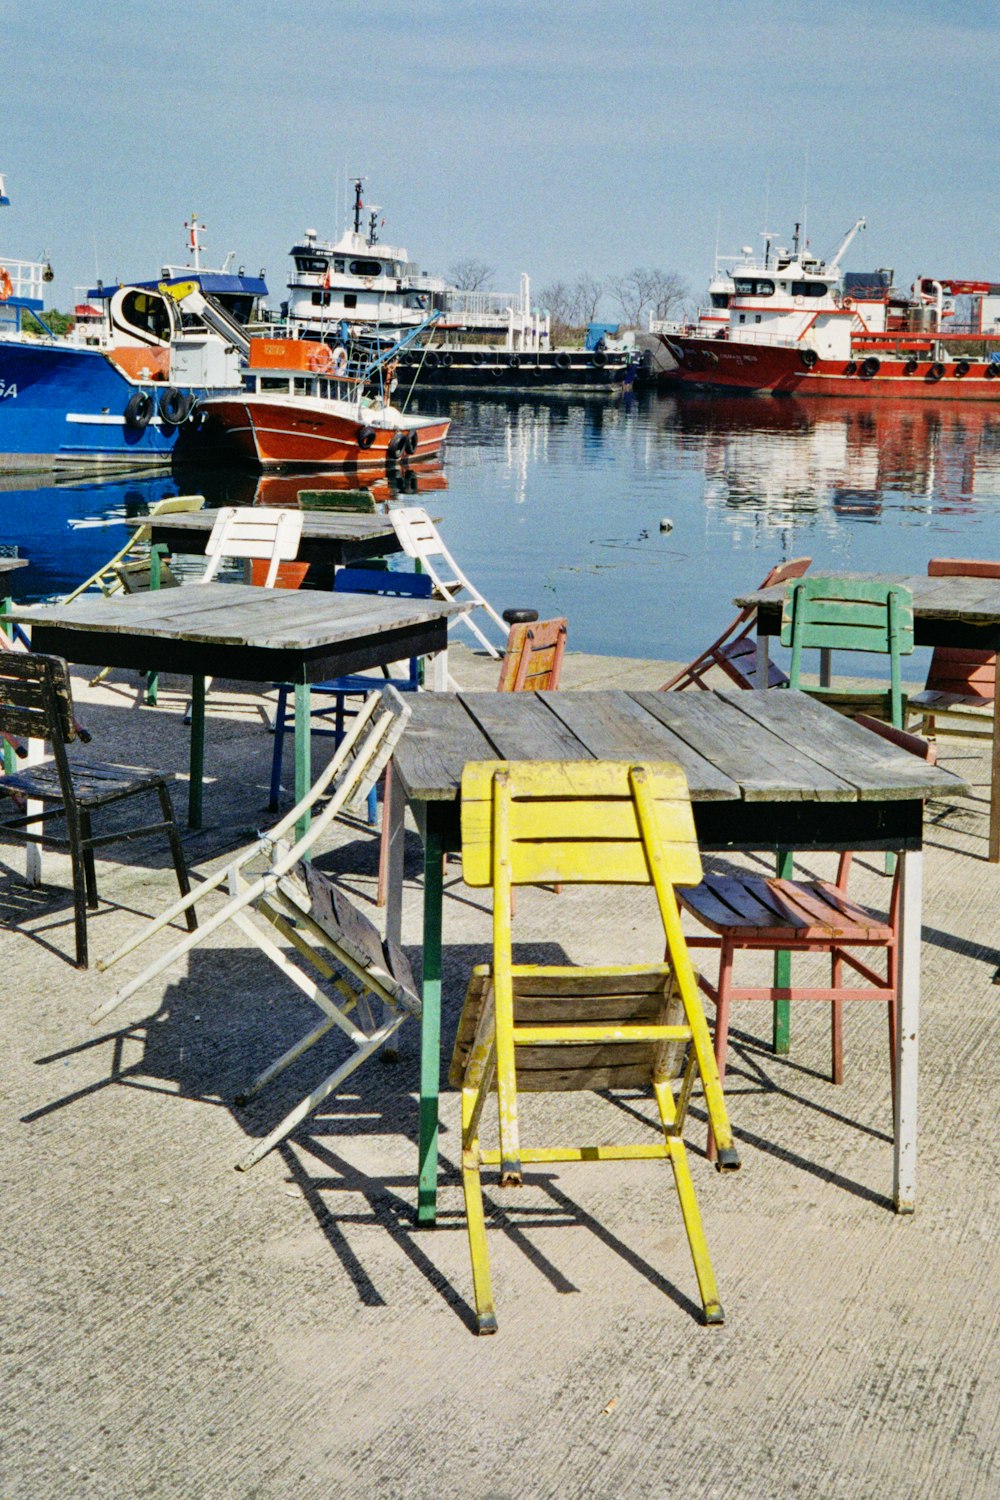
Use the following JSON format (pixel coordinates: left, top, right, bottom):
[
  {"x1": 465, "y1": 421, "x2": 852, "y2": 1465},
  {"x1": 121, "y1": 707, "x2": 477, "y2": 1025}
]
[
  {"x1": 907, "y1": 558, "x2": 1000, "y2": 741},
  {"x1": 659, "y1": 557, "x2": 811, "y2": 691},
  {"x1": 677, "y1": 714, "x2": 935, "y2": 1157}
]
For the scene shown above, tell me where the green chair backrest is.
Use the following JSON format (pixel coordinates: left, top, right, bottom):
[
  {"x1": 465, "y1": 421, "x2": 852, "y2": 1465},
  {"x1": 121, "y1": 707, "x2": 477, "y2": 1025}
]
[
  {"x1": 297, "y1": 488, "x2": 376, "y2": 513},
  {"x1": 781, "y1": 576, "x2": 914, "y2": 726}
]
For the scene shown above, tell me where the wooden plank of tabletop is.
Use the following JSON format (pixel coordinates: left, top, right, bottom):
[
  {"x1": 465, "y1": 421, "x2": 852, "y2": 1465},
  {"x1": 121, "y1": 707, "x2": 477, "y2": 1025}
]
[
  {"x1": 458, "y1": 690, "x2": 590, "y2": 762},
  {"x1": 392, "y1": 694, "x2": 499, "y2": 802},
  {"x1": 131, "y1": 510, "x2": 395, "y2": 540},
  {"x1": 542, "y1": 690, "x2": 738, "y2": 800},
  {"x1": 724, "y1": 689, "x2": 969, "y2": 801},
  {"x1": 632, "y1": 690, "x2": 857, "y2": 801}
]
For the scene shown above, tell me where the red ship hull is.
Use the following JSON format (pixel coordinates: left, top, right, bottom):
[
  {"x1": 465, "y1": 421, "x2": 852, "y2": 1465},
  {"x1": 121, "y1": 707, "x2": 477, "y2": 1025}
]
[
  {"x1": 197, "y1": 396, "x2": 450, "y2": 470},
  {"x1": 661, "y1": 334, "x2": 1000, "y2": 400}
]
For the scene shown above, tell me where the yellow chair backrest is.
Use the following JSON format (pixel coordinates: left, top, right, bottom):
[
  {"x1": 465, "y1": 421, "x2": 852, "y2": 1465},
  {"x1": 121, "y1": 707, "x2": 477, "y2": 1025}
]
[{"x1": 461, "y1": 759, "x2": 702, "y2": 890}]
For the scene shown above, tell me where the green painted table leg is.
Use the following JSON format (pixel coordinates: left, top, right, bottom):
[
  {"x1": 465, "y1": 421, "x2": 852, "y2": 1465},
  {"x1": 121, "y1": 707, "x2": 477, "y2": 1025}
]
[
  {"x1": 294, "y1": 679, "x2": 312, "y2": 847},
  {"x1": 188, "y1": 675, "x2": 206, "y2": 829},
  {"x1": 417, "y1": 816, "x2": 444, "y2": 1226},
  {"x1": 145, "y1": 547, "x2": 163, "y2": 706},
  {"x1": 772, "y1": 849, "x2": 793, "y2": 1054}
]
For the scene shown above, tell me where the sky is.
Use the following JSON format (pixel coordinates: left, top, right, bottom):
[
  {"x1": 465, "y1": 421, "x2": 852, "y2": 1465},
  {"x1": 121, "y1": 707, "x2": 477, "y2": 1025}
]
[{"x1": 4, "y1": 0, "x2": 1000, "y2": 318}]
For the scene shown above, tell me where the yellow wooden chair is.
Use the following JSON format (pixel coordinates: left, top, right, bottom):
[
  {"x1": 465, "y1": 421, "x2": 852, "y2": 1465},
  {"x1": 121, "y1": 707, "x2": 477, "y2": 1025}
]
[{"x1": 451, "y1": 759, "x2": 740, "y2": 1334}]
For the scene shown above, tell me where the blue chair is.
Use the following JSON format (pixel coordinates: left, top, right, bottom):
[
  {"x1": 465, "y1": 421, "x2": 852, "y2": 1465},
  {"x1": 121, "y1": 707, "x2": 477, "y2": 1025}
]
[{"x1": 268, "y1": 566, "x2": 432, "y2": 812}]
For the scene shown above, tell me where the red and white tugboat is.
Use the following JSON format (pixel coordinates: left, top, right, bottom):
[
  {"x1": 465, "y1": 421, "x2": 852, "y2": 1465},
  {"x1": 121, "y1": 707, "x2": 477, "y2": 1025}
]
[{"x1": 660, "y1": 217, "x2": 1000, "y2": 401}]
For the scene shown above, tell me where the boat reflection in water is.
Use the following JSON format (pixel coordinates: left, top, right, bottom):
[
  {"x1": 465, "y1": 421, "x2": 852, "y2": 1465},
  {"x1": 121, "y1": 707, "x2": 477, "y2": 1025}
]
[{"x1": 660, "y1": 393, "x2": 1000, "y2": 530}]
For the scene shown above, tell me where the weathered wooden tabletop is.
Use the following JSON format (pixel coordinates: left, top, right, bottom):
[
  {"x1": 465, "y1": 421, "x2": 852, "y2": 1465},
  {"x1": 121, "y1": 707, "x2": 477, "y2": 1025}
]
[
  {"x1": 737, "y1": 572, "x2": 1000, "y2": 634},
  {"x1": 129, "y1": 508, "x2": 401, "y2": 564},
  {"x1": 392, "y1": 689, "x2": 963, "y2": 810}
]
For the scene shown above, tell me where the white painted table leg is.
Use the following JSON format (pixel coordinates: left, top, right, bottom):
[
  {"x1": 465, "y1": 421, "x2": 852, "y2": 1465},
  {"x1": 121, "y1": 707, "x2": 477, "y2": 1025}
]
[
  {"x1": 755, "y1": 632, "x2": 770, "y2": 690},
  {"x1": 24, "y1": 737, "x2": 43, "y2": 885},
  {"x1": 893, "y1": 847, "x2": 922, "y2": 1213},
  {"x1": 429, "y1": 645, "x2": 449, "y2": 693},
  {"x1": 384, "y1": 760, "x2": 406, "y2": 949}
]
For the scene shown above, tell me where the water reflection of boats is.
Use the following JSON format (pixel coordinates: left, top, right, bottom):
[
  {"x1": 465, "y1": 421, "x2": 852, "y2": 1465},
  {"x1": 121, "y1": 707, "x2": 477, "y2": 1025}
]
[
  {"x1": 662, "y1": 391, "x2": 1000, "y2": 523},
  {"x1": 172, "y1": 460, "x2": 447, "y2": 511}
]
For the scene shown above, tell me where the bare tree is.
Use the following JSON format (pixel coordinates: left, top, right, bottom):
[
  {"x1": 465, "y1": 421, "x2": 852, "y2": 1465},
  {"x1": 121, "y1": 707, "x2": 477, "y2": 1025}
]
[
  {"x1": 568, "y1": 273, "x2": 605, "y2": 326},
  {"x1": 447, "y1": 258, "x2": 495, "y2": 291},
  {"x1": 539, "y1": 280, "x2": 576, "y2": 342},
  {"x1": 607, "y1": 267, "x2": 688, "y2": 328}
]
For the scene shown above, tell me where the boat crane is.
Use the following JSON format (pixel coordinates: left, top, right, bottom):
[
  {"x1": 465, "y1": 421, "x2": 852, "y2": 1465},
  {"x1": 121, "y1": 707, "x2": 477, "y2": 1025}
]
[{"x1": 826, "y1": 218, "x2": 867, "y2": 274}]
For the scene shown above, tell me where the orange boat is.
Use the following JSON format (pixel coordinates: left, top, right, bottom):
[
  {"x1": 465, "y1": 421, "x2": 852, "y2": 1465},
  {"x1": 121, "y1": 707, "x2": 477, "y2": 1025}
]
[{"x1": 193, "y1": 337, "x2": 450, "y2": 470}]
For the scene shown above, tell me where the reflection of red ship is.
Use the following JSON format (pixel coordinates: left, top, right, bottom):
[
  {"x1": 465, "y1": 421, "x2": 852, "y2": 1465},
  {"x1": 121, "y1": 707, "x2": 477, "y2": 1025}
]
[{"x1": 253, "y1": 462, "x2": 447, "y2": 509}]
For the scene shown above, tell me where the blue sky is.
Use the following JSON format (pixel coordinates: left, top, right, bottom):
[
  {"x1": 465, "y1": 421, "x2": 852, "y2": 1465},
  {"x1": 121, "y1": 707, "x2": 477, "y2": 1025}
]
[{"x1": 4, "y1": 0, "x2": 999, "y2": 315}]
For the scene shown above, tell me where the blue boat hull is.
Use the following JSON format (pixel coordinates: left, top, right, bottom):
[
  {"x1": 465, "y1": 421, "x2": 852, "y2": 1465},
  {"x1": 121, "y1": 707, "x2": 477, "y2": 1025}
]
[{"x1": 0, "y1": 340, "x2": 211, "y2": 472}]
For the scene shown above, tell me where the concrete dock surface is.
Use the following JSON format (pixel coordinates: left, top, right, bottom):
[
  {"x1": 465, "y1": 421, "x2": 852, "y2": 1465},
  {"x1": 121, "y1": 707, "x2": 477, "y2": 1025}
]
[{"x1": 2, "y1": 643, "x2": 998, "y2": 1499}]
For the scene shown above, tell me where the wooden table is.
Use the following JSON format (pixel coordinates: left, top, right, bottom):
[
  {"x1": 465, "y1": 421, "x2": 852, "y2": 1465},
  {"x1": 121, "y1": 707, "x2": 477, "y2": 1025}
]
[
  {"x1": 127, "y1": 508, "x2": 402, "y2": 567},
  {"x1": 10, "y1": 583, "x2": 460, "y2": 828},
  {"x1": 385, "y1": 688, "x2": 965, "y2": 1224},
  {"x1": 737, "y1": 571, "x2": 1000, "y2": 861}
]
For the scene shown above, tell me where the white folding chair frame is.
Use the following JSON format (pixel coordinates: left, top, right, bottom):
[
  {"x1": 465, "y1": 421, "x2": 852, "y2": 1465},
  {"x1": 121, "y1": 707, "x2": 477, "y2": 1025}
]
[{"x1": 390, "y1": 505, "x2": 506, "y2": 659}]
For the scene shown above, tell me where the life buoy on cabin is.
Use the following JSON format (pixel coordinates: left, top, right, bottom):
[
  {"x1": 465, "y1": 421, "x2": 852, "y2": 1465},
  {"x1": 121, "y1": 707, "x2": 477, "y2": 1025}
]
[
  {"x1": 124, "y1": 390, "x2": 154, "y2": 430},
  {"x1": 861, "y1": 356, "x2": 881, "y2": 377},
  {"x1": 404, "y1": 428, "x2": 419, "y2": 455},
  {"x1": 158, "y1": 387, "x2": 194, "y2": 426},
  {"x1": 799, "y1": 348, "x2": 818, "y2": 370},
  {"x1": 928, "y1": 362, "x2": 945, "y2": 381},
  {"x1": 331, "y1": 345, "x2": 348, "y2": 376},
  {"x1": 555, "y1": 351, "x2": 571, "y2": 370},
  {"x1": 842, "y1": 295, "x2": 856, "y2": 310},
  {"x1": 794, "y1": 296, "x2": 804, "y2": 307},
  {"x1": 954, "y1": 359, "x2": 970, "y2": 377},
  {"x1": 357, "y1": 425, "x2": 377, "y2": 449},
  {"x1": 308, "y1": 344, "x2": 335, "y2": 374},
  {"x1": 0, "y1": 268, "x2": 13, "y2": 302}
]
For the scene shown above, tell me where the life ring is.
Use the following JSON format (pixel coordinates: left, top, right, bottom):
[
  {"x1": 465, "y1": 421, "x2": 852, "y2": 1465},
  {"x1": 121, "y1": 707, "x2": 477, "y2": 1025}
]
[
  {"x1": 124, "y1": 390, "x2": 154, "y2": 430},
  {"x1": 799, "y1": 348, "x2": 818, "y2": 370},
  {"x1": 386, "y1": 432, "x2": 408, "y2": 462},
  {"x1": 861, "y1": 356, "x2": 881, "y2": 377},
  {"x1": 158, "y1": 387, "x2": 194, "y2": 426},
  {"x1": 928, "y1": 362, "x2": 945, "y2": 381},
  {"x1": 508, "y1": 354, "x2": 520, "y2": 369},
  {"x1": 591, "y1": 350, "x2": 607, "y2": 367},
  {"x1": 794, "y1": 296, "x2": 804, "y2": 307},
  {"x1": 843, "y1": 295, "x2": 856, "y2": 310},
  {"x1": 904, "y1": 358, "x2": 919, "y2": 375},
  {"x1": 0, "y1": 268, "x2": 12, "y2": 302},
  {"x1": 308, "y1": 344, "x2": 335, "y2": 374},
  {"x1": 555, "y1": 352, "x2": 571, "y2": 369},
  {"x1": 404, "y1": 428, "x2": 419, "y2": 455},
  {"x1": 331, "y1": 345, "x2": 348, "y2": 376},
  {"x1": 954, "y1": 359, "x2": 970, "y2": 377},
  {"x1": 357, "y1": 425, "x2": 377, "y2": 449}
]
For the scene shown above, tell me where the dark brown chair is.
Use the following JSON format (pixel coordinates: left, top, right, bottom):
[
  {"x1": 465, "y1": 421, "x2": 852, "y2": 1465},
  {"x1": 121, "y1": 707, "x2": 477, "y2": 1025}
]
[{"x1": 0, "y1": 651, "x2": 195, "y2": 968}]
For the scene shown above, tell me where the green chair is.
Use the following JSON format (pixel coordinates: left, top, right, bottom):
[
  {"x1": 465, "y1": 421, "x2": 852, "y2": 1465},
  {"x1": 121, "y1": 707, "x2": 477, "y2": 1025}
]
[{"x1": 781, "y1": 576, "x2": 914, "y2": 729}]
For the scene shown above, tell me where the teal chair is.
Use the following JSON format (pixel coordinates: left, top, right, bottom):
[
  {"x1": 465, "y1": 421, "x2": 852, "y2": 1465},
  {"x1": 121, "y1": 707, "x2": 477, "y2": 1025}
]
[{"x1": 781, "y1": 576, "x2": 914, "y2": 729}]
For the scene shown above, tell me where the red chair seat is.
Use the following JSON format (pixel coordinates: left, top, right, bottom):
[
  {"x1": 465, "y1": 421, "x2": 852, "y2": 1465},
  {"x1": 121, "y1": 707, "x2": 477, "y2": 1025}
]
[{"x1": 681, "y1": 874, "x2": 894, "y2": 945}]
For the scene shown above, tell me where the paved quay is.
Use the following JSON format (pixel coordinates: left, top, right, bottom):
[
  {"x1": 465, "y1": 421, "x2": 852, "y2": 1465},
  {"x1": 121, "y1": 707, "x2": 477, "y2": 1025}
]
[{"x1": 2, "y1": 643, "x2": 998, "y2": 1499}]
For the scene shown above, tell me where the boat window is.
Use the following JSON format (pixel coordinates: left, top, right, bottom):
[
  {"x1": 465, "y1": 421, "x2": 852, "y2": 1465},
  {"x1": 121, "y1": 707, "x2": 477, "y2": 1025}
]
[
  {"x1": 311, "y1": 292, "x2": 333, "y2": 307},
  {"x1": 790, "y1": 281, "x2": 827, "y2": 298},
  {"x1": 294, "y1": 377, "x2": 311, "y2": 394},
  {"x1": 296, "y1": 256, "x2": 329, "y2": 274},
  {"x1": 709, "y1": 292, "x2": 730, "y2": 308},
  {"x1": 733, "y1": 278, "x2": 775, "y2": 297},
  {"x1": 119, "y1": 289, "x2": 172, "y2": 341},
  {"x1": 344, "y1": 293, "x2": 357, "y2": 308},
  {"x1": 261, "y1": 377, "x2": 291, "y2": 392},
  {"x1": 334, "y1": 260, "x2": 345, "y2": 272},
  {"x1": 349, "y1": 259, "x2": 383, "y2": 277}
]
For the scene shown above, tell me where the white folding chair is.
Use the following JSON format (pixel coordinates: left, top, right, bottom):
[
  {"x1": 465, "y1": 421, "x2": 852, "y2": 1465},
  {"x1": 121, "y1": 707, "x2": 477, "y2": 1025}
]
[
  {"x1": 390, "y1": 505, "x2": 506, "y2": 658},
  {"x1": 93, "y1": 687, "x2": 417, "y2": 1169}
]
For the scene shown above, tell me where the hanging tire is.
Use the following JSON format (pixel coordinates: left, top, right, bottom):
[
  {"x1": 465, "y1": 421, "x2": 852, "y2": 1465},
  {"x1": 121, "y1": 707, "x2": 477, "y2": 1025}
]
[
  {"x1": 124, "y1": 390, "x2": 154, "y2": 430},
  {"x1": 928, "y1": 362, "x2": 945, "y2": 381},
  {"x1": 471, "y1": 351, "x2": 486, "y2": 365},
  {"x1": 844, "y1": 361, "x2": 858, "y2": 376},
  {"x1": 986, "y1": 364, "x2": 999, "y2": 380},
  {"x1": 555, "y1": 352, "x2": 571, "y2": 369},
  {"x1": 591, "y1": 349, "x2": 607, "y2": 367},
  {"x1": 861, "y1": 356, "x2": 881, "y2": 377},
  {"x1": 425, "y1": 351, "x2": 440, "y2": 368},
  {"x1": 386, "y1": 432, "x2": 407, "y2": 462},
  {"x1": 439, "y1": 352, "x2": 453, "y2": 368},
  {"x1": 404, "y1": 428, "x2": 419, "y2": 455},
  {"x1": 954, "y1": 359, "x2": 970, "y2": 377},
  {"x1": 159, "y1": 387, "x2": 194, "y2": 426},
  {"x1": 508, "y1": 354, "x2": 520, "y2": 369},
  {"x1": 799, "y1": 348, "x2": 818, "y2": 370},
  {"x1": 904, "y1": 359, "x2": 919, "y2": 375},
  {"x1": 357, "y1": 425, "x2": 377, "y2": 449}
]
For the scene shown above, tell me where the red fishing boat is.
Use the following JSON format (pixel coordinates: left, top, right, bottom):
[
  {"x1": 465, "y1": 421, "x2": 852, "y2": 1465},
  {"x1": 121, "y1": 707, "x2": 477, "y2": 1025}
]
[
  {"x1": 193, "y1": 336, "x2": 450, "y2": 470},
  {"x1": 660, "y1": 218, "x2": 1000, "y2": 401}
]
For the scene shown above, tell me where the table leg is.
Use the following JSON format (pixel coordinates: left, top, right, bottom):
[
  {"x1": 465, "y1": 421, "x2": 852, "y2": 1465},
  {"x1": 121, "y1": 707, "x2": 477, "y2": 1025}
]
[
  {"x1": 188, "y1": 675, "x2": 206, "y2": 829},
  {"x1": 893, "y1": 847, "x2": 922, "y2": 1213},
  {"x1": 429, "y1": 644, "x2": 449, "y2": 693},
  {"x1": 755, "y1": 631, "x2": 770, "y2": 688},
  {"x1": 990, "y1": 688, "x2": 1000, "y2": 863},
  {"x1": 384, "y1": 761, "x2": 406, "y2": 949},
  {"x1": 417, "y1": 813, "x2": 444, "y2": 1226},
  {"x1": 294, "y1": 680, "x2": 312, "y2": 845},
  {"x1": 772, "y1": 849, "x2": 792, "y2": 1054}
]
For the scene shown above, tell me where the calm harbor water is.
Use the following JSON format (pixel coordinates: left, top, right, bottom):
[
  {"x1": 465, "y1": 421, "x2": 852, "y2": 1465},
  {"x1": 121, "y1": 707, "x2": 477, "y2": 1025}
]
[{"x1": 5, "y1": 390, "x2": 1000, "y2": 678}]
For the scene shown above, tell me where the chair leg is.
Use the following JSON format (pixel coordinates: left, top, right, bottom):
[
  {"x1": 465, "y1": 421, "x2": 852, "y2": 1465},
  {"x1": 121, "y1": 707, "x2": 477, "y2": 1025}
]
[
  {"x1": 707, "y1": 945, "x2": 734, "y2": 1163},
  {"x1": 831, "y1": 949, "x2": 845, "y2": 1085},
  {"x1": 461, "y1": 1083, "x2": 498, "y2": 1335},
  {"x1": 66, "y1": 812, "x2": 90, "y2": 969},
  {"x1": 269, "y1": 686, "x2": 290, "y2": 811},
  {"x1": 79, "y1": 809, "x2": 99, "y2": 909},
  {"x1": 157, "y1": 783, "x2": 197, "y2": 931},
  {"x1": 654, "y1": 1076, "x2": 724, "y2": 1325}
]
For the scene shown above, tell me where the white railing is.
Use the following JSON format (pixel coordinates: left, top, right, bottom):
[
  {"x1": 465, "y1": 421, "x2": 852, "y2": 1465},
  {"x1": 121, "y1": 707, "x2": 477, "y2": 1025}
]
[{"x1": 0, "y1": 256, "x2": 47, "y2": 301}]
